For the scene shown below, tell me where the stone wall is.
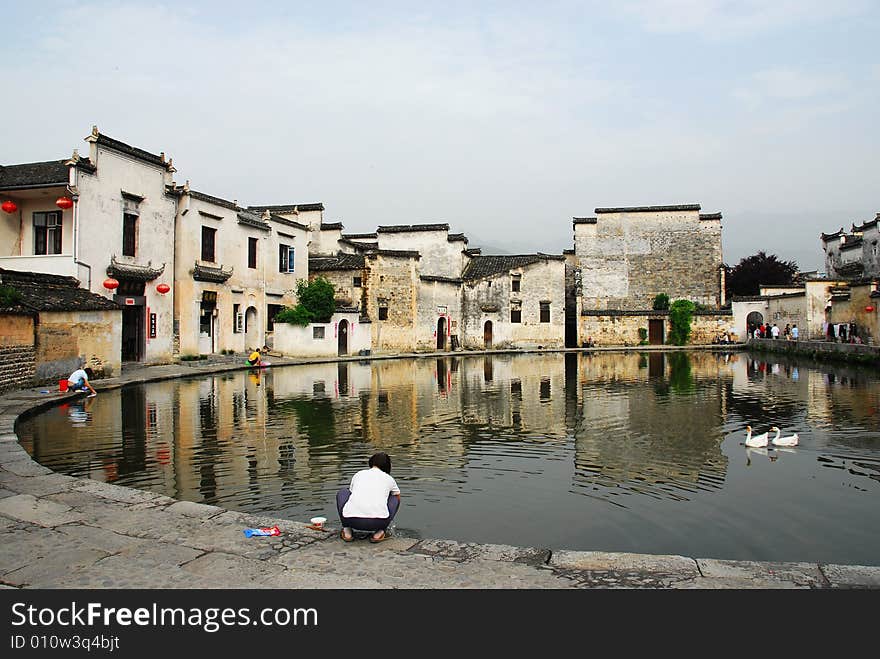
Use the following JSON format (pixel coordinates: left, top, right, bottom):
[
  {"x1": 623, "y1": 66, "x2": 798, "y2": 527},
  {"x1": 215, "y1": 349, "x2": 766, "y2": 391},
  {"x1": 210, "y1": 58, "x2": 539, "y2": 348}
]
[
  {"x1": 574, "y1": 209, "x2": 722, "y2": 312},
  {"x1": 579, "y1": 312, "x2": 735, "y2": 346},
  {"x1": 0, "y1": 344, "x2": 35, "y2": 392},
  {"x1": 273, "y1": 312, "x2": 370, "y2": 357},
  {"x1": 364, "y1": 253, "x2": 418, "y2": 353},
  {"x1": 416, "y1": 279, "x2": 462, "y2": 351},
  {"x1": 826, "y1": 282, "x2": 879, "y2": 345}
]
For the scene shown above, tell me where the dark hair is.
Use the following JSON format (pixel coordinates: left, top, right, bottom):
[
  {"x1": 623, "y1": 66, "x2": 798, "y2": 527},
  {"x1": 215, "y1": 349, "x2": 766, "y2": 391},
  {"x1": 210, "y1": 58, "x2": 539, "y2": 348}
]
[
  {"x1": 368, "y1": 452, "x2": 391, "y2": 474},
  {"x1": 84, "y1": 367, "x2": 94, "y2": 378}
]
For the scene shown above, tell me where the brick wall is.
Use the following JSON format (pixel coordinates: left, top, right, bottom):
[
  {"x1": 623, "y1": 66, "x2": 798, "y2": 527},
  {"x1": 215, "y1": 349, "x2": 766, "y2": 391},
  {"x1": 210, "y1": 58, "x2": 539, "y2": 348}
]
[{"x1": 0, "y1": 345, "x2": 35, "y2": 392}]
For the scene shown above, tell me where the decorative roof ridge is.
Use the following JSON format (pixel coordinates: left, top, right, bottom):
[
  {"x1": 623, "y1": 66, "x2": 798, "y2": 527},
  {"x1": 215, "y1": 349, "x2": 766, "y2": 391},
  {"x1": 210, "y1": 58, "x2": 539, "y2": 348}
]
[
  {"x1": 107, "y1": 256, "x2": 165, "y2": 281},
  {"x1": 594, "y1": 204, "x2": 701, "y2": 214},
  {"x1": 366, "y1": 249, "x2": 422, "y2": 259},
  {"x1": 87, "y1": 126, "x2": 173, "y2": 170},
  {"x1": 192, "y1": 262, "x2": 233, "y2": 283},
  {"x1": 247, "y1": 202, "x2": 325, "y2": 213},
  {"x1": 376, "y1": 223, "x2": 450, "y2": 233},
  {"x1": 321, "y1": 222, "x2": 343, "y2": 230}
]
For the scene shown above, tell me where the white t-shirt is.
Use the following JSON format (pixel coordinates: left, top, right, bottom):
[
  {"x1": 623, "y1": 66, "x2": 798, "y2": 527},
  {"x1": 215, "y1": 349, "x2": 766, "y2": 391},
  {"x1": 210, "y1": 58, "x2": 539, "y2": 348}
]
[
  {"x1": 68, "y1": 369, "x2": 88, "y2": 383},
  {"x1": 342, "y1": 467, "x2": 400, "y2": 519},
  {"x1": 791, "y1": 326, "x2": 799, "y2": 338}
]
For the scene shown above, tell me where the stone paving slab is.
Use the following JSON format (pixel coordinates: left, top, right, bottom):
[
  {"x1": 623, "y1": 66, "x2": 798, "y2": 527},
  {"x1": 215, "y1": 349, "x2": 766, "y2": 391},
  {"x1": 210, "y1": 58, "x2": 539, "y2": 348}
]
[
  {"x1": 696, "y1": 559, "x2": 825, "y2": 587},
  {"x1": 408, "y1": 538, "x2": 552, "y2": 565},
  {"x1": 0, "y1": 493, "x2": 84, "y2": 527},
  {"x1": 820, "y1": 564, "x2": 880, "y2": 588},
  {"x1": 3, "y1": 547, "x2": 111, "y2": 588},
  {"x1": 0, "y1": 471, "x2": 80, "y2": 497}
]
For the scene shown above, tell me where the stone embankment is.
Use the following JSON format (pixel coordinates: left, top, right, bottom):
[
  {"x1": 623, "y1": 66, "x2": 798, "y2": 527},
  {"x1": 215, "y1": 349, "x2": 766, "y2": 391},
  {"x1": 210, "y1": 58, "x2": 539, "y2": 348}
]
[{"x1": 1, "y1": 351, "x2": 878, "y2": 589}]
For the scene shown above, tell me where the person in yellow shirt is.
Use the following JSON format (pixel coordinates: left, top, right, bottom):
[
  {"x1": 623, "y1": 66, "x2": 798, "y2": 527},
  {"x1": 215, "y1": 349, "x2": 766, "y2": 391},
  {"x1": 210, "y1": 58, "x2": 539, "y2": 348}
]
[{"x1": 247, "y1": 349, "x2": 262, "y2": 366}]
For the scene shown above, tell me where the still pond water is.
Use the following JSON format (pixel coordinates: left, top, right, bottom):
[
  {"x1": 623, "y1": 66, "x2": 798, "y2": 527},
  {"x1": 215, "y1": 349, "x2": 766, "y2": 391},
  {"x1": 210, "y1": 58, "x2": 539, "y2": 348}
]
[{"x1": 17, "y1": 351, "x2": 880, "y2": 564}]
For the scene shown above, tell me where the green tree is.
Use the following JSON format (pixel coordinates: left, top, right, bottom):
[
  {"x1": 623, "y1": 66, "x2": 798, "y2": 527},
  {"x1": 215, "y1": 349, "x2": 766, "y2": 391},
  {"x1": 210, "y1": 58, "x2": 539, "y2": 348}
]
[
  {"x1": 0, "y1": 285, "x2": 22, "y2": 307},
  {"x1": 725, "y1": 251, "x2": 798, "y2": 298},
  {"x1": 652, "y1": 293, "x2": 669, "y2": 310},
  {"x1": 668, "y1": 299, "x2": 696, "y2": 345},
  {"x1": 275, "y1": 277, "x2": 336, "y2": 326}
]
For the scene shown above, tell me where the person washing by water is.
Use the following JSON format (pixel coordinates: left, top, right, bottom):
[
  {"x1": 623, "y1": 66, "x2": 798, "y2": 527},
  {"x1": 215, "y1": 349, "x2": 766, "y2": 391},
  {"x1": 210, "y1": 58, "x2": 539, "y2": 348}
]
[
  {"x1": 67, "y1": 367, "x2": 96, "y2": 396},
  {"x1": 337, "y1": 452, "x2": 401, "y2": 543},
  {"x1": 247, "y1": 348, "x2": 263, "y2": 366}
]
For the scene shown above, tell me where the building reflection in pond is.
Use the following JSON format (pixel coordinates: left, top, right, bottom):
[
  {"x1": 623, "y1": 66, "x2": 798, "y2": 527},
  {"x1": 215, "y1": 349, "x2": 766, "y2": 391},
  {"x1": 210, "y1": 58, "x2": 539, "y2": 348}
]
[{"x1": 15, "y1": 351, "x2": 880, "y2": 564}]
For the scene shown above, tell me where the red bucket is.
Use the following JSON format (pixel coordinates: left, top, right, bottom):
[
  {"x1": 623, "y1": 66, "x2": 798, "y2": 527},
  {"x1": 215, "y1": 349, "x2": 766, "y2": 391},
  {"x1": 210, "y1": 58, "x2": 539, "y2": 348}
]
[{"x1": 59, "y1": 379, "x2": 69, "y2": 392}]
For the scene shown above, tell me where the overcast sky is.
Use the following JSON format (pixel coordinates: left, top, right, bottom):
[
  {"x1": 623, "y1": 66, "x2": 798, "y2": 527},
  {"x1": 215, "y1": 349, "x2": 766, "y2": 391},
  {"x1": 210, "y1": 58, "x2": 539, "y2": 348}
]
[{"x1": 4, "y1": 1, "x2": 878, "y2": 272}]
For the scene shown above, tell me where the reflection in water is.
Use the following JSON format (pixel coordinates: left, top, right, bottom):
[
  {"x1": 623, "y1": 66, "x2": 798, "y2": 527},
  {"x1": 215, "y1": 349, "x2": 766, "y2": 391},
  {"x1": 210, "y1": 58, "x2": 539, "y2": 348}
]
[{"x1": 16, "y1": 351, "x2": 880, "y2": 564}]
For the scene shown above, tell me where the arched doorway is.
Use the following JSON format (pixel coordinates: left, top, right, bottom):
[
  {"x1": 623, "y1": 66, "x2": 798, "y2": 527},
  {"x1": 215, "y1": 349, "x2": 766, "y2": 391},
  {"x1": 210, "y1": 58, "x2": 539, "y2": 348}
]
[
  {"x1": 244, "y1": 306, "x2": 259, "y2": 350},
  {"x1": 338, "y1": 319, "x2": 349, "y2": 356},
  {"x1": 484, "y1": 320, "x2": 493, "y2": 348},
  {"x1": 746, "y1": 311, "x2": 764, "y2": 338},
  {"x1": 436, "y1": 317, "x2": 447, "y2": 350}
]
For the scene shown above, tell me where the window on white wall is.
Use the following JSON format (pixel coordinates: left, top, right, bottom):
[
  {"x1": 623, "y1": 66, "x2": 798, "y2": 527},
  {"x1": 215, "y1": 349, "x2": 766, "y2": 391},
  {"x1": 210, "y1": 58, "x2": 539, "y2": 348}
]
[
  {"x1": 313, "y1": 327, "x2": 325, "y2": 339},
  {"x1": 279, "y1": 244, "x2": 295, "y2": 272},
  {"x1": 33, "y1": 211, "x2": 62, "y2": 255}
]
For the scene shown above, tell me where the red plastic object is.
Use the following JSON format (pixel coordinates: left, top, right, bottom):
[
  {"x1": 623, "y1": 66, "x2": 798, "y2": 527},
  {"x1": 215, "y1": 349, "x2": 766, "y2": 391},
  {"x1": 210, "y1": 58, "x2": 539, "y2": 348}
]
[{"x1": 59, "y1": 379, "x2": 69, "y2": 392}]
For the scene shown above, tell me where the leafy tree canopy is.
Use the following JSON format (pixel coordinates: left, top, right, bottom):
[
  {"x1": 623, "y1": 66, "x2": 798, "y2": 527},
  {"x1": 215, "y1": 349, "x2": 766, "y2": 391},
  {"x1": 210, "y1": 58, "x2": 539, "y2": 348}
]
[
  {"x1": 275, "y1": 276, "x2": 336, "y2": 326},
  {"x1": 725, "y1": 251, "x2": 798, "y2": 298}
]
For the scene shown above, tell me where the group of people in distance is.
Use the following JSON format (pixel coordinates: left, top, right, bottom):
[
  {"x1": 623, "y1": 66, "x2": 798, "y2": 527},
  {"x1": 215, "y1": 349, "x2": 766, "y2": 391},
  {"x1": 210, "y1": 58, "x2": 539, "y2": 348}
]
[{"x1": 751, "y1": 322, "x2": 798, "y2": 340}]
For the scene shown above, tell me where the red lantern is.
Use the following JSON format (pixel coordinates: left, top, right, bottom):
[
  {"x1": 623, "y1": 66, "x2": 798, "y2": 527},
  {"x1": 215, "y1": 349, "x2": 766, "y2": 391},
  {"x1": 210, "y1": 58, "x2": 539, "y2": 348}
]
[
  {"x1": 55, "y1": 197, "x2": 74, "y2": 210},
  {"x1": 866, "y1": 306, "x2": 875, "y2": 312},
  {"x1": 156, "y1": 283, "x2": 170, "y2": 294},
  {"x1": 1, "y1": 200, "x2": 17, "y2": 214},
  {"x1": 103, "y1": 278, "x2": 119, "y2": 291}
]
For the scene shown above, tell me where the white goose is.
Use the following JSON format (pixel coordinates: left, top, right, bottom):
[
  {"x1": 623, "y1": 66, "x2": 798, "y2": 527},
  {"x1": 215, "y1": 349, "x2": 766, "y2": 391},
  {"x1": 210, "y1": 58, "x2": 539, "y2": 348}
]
[
  {"x1": 770, "y1": 427, "x2": 799, "y2": 447},
  {"x1": 745, "y1": 425, "x2": 769, "y2": 448}
]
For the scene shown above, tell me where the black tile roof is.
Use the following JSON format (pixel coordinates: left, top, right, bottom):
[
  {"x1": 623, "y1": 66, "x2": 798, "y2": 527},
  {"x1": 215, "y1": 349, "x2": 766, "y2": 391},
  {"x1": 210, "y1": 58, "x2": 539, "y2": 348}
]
[
  {"x1": 321, "y1": 222, "x2": 343, "y2": 230},
  {"x1": 0, "y1": 268, "x2": 119, "y2": 312},
  {"x1": 699, "y1": 212, "x2": 722, "y2": 220},
  {"x1": 420, "y1": 275, "x2": 462, "y2": 284},
  {"x1": 309, "y1": 253, "x2": 365, "y2": 271},
  {"x1": 447, "y1": 233, "x2": 468, "y2": 243},
  {"x1": 462, "y1": 254, "x2": 565, "y2": 281},
  {"x1": 365, "y1": 250, "x2": 421, "y2": 259},
  {"x1": 840, "y1": 237, "x2": 864, "y2": 250},
  {"x1": 188, "y1": 189, "x2": 240, "y2": 211},
  {"x1": 268, "y1": 214, "x2": 309, "y2": 231},
  {"x1": 377, "y1": 223, "x2": 449, "y2": 233},
  {"x1": 821, "y1": 228, "x2": 846, "y2": 241},
  {"x1": 248, "y1": 203, "x2": 325, "y2": 213},
  {"x1": 237, "y1": 212, "x2": 271, "y2": 232},
  {"x1": 337, "y1": 237, "x2": 376, "y2": 251},
  {"x1": 342, "y1": 233, "x2": 377, "y2": 239},
  {"x1": 594, "y1": 204, "x2": 701, "y2": 213},
  {"x1": 95, "y1": 133, "x2": 171, "y2": 169},
  {"x1": 0, "y1": 160, "x2": 69, "y2": 190},
  {"x1": 852, "y1": 218, "x2": 879, "y2": 232},
  {"x1": 573, "y1": 217, "x2": 597, "y2": 224}
]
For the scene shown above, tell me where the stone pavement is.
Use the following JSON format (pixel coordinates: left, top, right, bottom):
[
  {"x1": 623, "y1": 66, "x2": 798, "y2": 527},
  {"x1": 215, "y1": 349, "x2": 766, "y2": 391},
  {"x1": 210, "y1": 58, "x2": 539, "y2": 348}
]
[{"x1": 1, "y1": 353, "x2": 878, "y2": 589}]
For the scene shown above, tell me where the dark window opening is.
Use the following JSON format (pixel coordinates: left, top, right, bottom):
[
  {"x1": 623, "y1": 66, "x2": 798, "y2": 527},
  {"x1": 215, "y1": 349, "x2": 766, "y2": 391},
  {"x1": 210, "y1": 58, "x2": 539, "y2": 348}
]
[
  {"x1": 353, "y1": 276, "x2": 362, "y2": 287},
  {"x1": 201, "y1": 226, "x2": 216, "y2": 262},
  {"x1": 378, "y1": 305, "x2": 388, "y2": 320},
  {"x1": 33, "y1": 211, "x2": 62, "y2": 255},
  {"x1": 248, "y1": 237, "x2": 258, "y2": 269},
  {"x1": 540, "y1": 301, "x2": 550, "y2": 323},
  {"x1": 511, "y1": 275, "x2": 521, "y2": 292},
  {"x1": 511, "y1": 308, "x2": 522, "y2": 323},
  {"x1": 122, "y1": 213, "x2": 137, "y2": 257},
  {"x1": 267, "y1": 304, "x2": 283, "y2": 331}
]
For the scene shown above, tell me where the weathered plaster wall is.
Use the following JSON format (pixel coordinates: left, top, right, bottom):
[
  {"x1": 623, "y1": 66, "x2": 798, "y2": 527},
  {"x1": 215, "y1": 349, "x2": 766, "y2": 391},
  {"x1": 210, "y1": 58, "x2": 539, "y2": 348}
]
[
  {"x1": 75, "y1": 146, "x2": 176, "y2": 363},
  {"x1": 311, "y1": 269, "x2": 363, "y2": 310},
  {"x1": 416, "y1": 280, "x2": 461, "y2": 351},
  {"x1": 274, "y1": 312, "x2": 370, "y2": 357},
  {"x1": 575, "y1": 210, "x2": 722, "y2": 312},
  {"x1": 0, "y1": 313, "x2": 34, "y2": 346},
  {"x1": 378, "y1": 229, "x2": 462, "y2": 279},
  {"x1": 461, "y1": 260, "x2": 565, "y2": 349},
  {"x1": 826, "y1": 283, "x2": 879, "y2": 344},
  {"x1": 34, "y1": 309, "x2": 121, "y2": 380}
]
